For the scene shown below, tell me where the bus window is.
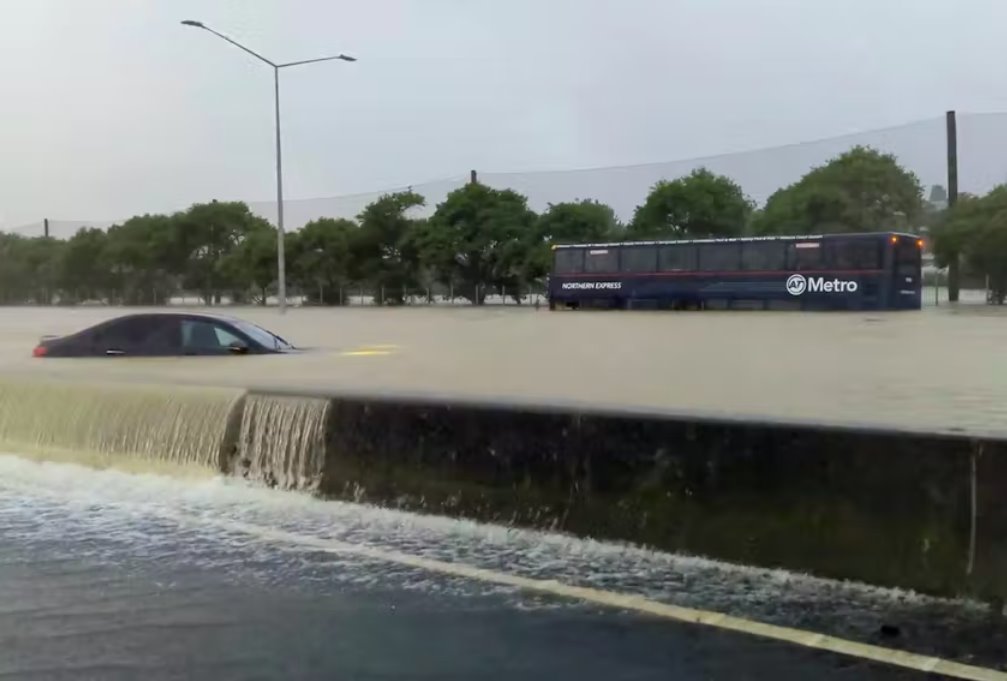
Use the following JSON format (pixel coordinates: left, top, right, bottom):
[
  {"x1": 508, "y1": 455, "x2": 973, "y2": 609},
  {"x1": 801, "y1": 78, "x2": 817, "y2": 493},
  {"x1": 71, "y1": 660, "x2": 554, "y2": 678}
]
[
  {"x1": 554, "y1": 249, "x2": 583, "y2": 274},
  {"x1": 741, "y1": 241, "x2": 786, "y2": 271},
  {"x1": 786, "y1": 242, "x2": 823, "y2": 270},
  {"x1": 620, "y1": 246, "x2": 657, "y2": 273},
  {"x1": 659, "y1": 244, "x2": 696, "y2": 271},
  {"x1": 896, "y1": 241, "x2": 921, "y2": 266},
  {"x1": 829, "y1": 239, "x2": 881, "y2": 270},
  {"x1": 698, "y1": 243, "x2": 741, "y2": 271},
  {"x1": 584, "y1": 248, "x2": 619, "y2": 274},
  {"x1": 895, "y1": 240, "x2": 921, "y2": 278}
]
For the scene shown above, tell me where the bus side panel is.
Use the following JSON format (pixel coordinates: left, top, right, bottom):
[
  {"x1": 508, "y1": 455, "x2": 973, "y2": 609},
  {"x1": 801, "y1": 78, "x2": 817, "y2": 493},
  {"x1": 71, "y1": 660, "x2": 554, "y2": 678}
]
[{"x1": 551, "y1": 272, "x2": 891, "y2": 310}]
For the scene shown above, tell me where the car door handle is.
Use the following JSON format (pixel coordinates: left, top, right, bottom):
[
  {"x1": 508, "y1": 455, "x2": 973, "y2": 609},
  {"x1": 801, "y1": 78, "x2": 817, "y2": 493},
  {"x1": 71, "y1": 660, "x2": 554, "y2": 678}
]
[{"x1": 105, "y1": 349, "x2": 125, "y2": 356}]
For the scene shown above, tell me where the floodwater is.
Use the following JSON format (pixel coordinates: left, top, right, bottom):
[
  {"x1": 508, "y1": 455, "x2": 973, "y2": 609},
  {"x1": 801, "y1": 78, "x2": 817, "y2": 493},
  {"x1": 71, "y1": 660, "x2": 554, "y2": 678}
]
[
  {"x1": 1, "y1": 303, "x2": 1007, "y2": 435},
  {"x1": 1, "y1": 454, "x2": 1003, "y2": 679},
  {"x1": 2, "y1": 303, "x2": 1007, "y2": 678}
]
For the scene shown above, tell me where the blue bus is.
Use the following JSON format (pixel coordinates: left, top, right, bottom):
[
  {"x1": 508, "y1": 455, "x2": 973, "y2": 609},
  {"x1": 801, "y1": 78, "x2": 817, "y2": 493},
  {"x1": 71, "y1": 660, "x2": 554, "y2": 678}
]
[{"x1": 548, "y1": 232, "x2": 923, "y2": 311}]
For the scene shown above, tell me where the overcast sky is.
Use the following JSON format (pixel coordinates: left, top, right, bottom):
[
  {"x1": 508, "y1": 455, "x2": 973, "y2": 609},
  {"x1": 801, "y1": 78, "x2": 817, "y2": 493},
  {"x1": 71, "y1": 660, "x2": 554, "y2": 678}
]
[{"x1": 3, "y1": 0, "x2": 1007, "y2": 229}]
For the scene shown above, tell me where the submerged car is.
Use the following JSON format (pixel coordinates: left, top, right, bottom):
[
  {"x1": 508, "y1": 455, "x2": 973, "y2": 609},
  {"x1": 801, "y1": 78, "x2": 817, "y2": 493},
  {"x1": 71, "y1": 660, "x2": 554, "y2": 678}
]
[{"x1": 33, "y1": 312, "x2": 295, "y2": 357}]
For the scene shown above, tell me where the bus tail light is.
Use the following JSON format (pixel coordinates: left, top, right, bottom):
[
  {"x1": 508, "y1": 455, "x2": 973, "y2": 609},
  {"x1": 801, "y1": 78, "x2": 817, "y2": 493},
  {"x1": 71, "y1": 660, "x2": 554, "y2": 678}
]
[{"x1": 32, "y1": 345, "x2": 47, "y2": 357}]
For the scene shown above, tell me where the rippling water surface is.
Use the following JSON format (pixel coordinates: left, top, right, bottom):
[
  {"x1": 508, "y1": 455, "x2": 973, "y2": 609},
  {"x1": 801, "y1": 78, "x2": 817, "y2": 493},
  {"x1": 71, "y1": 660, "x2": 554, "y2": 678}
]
[
  {"x1": 1, "y1": 304, "x2": 1006, "y2": 434},
  {"x1": 0, "y1": 454, "x2": 1004, "y2": 679}
]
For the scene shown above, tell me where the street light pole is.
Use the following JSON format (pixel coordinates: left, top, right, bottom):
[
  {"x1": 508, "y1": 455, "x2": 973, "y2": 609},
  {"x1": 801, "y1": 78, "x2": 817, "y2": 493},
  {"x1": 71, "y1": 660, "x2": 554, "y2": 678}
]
[
  {"x1": 273, "y1": 64, "x2": 285, "y2": 314},
  {"x1": 180, "y1": 20, "x2": 355, "y2": 314}
]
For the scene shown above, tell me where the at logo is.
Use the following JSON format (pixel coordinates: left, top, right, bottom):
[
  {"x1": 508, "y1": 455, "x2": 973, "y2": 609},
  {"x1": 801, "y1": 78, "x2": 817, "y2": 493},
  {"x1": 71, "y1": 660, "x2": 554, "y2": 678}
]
[
  {"x1": 786, "y1": 274, "x2": 807, "y2": 296},
  {"x1": 785, "y1": 273, "x2": 859, "y2": 295}
]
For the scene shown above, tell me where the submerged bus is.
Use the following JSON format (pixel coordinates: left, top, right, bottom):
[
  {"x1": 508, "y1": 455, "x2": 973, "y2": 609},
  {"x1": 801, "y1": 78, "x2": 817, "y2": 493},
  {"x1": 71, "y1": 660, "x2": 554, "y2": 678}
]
[{"x1": 548, "y1": 232, "x2": 923, "y2": 311}]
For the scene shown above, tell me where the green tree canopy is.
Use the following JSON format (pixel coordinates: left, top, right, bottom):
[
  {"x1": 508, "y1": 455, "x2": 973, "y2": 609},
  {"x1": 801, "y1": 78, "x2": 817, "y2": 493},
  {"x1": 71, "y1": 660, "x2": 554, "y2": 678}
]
[
  {"x1": 628, "y1": 168, "x2": 752, "y2": 240},
  {"x1": 103, "y1": 214, "x2": 177, "y2": 304},
  {"x1": 173, "y1": 201, "x2": 272, "y2": 304},
  {"x1": 753, "y1": 146, "x2": 924, "y2": 236},
  {"x1": 59, "y1": 227, "x2": 110, "y2": 303},
  {"x1": 526, "y1": 200, "x2": 621, "y2": 281},
  {"x1": 420, "y1": 183, "x2": 537, "y2": 304},
  {"x1": 220, "y1": 224, "x2": 277, "y2": 305},
  {"x1": 353, "y1": 191, "x2": 426, "y2": 304},
  {"x1": 963, "y1": 208, "x2": 1007, "y2": 304},
  {"x1": 287, "y1": 217, "x2": 357, "y2": 305},
  {"x1": 931, "y1": 186, "x2": 1007, "y2": 301}
]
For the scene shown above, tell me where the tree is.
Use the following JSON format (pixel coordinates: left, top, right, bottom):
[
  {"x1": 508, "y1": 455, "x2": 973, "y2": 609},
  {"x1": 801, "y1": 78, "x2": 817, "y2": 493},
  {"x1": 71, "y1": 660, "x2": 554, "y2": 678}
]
[
  {"x1": 353, "y1": 192, "x2": 426, "y2": 304},
  {"x1": 288, "y1": 218, "x2": 356, "y2": 304},
  {"x1": 103, "y1": 214, "x2": 177, "y2": 304},
  {"x1": 526, "y1": 200, "x2": 621, "y2": 281},
  {"x1": 628, "y1": 168, "x2": 752, "y2": 239},
  {"x1": 220, "y1": 225, "x2": 278, "y2": 304},
  {"x1": 963, "y1": 209, "x2": 1007, "y2": 304},
  {"x1": 420, "y1": 183, "x2": 537, "y2": 304},
  {"x1": 20, "y1": 237, "x2": 64, "y2": 305},
  {"x1": 59, "y1": 227, "x2": 111, "y2": 303},
  {"x1": 932, "y1": 186, "x2": 1007, "y2": 302},
  {"x1": 0, "y1": 234, "x2": 62, "y2": 304},
  {"x1": 931, "y1": 193, "x2": 983, "y2": 269},
  {"x1": 753, "y1": 146, "x2": 924, "y2": 236},
  {"x1": 172, "y1": 201, "x2": 271, "y2": 304}
]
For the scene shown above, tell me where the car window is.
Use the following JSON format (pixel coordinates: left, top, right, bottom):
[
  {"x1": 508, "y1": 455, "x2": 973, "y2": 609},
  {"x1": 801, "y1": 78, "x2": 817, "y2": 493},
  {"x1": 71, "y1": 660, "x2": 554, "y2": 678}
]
[
  {"x1": 143, "y1": 317, "x2": 182, "y2": 349},
  {"x1": 232, "y1": 320, "x2": 289, "y2": 349},
  {"x1": 91, "y1": 317, "x2": 154, "y2": 348},
  {"x1": 181, "y1": 319, "x2": 242, "y2": 349}
]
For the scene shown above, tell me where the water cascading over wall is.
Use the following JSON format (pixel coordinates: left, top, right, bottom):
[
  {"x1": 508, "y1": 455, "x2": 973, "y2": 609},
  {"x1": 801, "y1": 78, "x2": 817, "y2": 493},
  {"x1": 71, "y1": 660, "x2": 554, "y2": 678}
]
[
  {"x1": 227, "y1": 392, "x2": 330, "y2": 491},
  {"x1": 0, "y1": 376, "x2": 244, "y2": 474},
  {"x1": 1, "y1": 375, "x2": 1005, "y2": 602}
]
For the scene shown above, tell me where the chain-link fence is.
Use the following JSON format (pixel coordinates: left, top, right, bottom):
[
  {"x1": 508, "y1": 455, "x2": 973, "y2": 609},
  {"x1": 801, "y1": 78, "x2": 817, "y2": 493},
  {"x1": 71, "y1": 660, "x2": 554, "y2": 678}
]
[
  {"x1": 51, "y1": 283, "x2": 549, "y2": 308},
  {"x1": 12, "y1": 112, "x2": 1007, "y2": 238}
]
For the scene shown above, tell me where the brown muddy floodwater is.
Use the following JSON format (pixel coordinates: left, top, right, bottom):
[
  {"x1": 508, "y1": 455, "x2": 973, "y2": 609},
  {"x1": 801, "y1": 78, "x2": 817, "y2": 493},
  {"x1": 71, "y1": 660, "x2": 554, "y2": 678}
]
[{"x1": 0, "y1": 303, "x2": 1005, "y2": 435}]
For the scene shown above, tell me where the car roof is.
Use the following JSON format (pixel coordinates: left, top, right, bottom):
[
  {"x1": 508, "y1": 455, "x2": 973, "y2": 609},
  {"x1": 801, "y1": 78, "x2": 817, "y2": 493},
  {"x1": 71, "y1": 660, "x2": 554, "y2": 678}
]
[{"x1": 99, "y1": 311, "x2": 252, "y2": 325}]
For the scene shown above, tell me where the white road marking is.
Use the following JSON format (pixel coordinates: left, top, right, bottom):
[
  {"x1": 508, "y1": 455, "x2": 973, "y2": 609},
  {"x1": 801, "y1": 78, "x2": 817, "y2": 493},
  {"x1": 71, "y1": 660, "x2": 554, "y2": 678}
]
[{"x1": 169, "y1": 514, "x2": 1007, "y2": 681}]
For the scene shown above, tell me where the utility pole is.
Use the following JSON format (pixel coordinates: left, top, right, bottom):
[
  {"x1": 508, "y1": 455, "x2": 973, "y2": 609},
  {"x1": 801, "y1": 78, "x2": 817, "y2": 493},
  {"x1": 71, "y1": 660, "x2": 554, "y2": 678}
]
[
  {"x1": 43, "y1": 218, "x2": 49, "y2": 238},
  {"x1": 946, "y1": 110, "x2": 960, "y2": 303}
]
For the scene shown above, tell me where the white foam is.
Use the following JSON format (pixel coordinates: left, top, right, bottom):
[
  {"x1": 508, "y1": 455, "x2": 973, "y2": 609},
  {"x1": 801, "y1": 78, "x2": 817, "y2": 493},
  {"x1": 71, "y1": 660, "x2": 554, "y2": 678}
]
[{"x1": 0, "y1": 452, "x2": 983, "y2": 623}]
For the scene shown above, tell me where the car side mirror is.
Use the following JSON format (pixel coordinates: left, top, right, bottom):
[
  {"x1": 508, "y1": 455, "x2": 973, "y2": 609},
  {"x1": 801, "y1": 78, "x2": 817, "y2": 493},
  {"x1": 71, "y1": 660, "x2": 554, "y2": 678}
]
[{"x1": 228, "y1": 341, "x2": 248, "y2": 354}]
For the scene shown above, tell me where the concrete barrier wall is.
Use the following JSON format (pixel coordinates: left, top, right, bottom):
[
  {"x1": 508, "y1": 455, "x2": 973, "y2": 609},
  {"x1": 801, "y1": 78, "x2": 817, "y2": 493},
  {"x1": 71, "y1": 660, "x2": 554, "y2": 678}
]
[
  {"x1": 1, "y1": 373, "x2": 1002, "y2": 602},
  {"x1": 298, "y1": 392, "x2": 1005, "y2": 602}
]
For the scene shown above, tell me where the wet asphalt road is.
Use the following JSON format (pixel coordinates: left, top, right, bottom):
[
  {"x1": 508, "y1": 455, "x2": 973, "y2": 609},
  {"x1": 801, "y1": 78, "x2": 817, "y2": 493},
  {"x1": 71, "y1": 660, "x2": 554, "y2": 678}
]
[
  {"x1": 1, "y1": 456, "x2": 996, "y2": 681},
  {"x1": 1, "y1": 549, "x2": 940, "y2": 681}
]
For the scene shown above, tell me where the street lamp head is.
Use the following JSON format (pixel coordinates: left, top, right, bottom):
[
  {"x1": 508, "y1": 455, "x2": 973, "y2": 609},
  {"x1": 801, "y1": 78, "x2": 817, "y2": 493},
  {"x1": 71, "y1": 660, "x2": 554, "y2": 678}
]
[
  {"x1": 180, "y1": 19, "x2": 205, "y2": 28},
  {"x1": 338, "y1": 54, "x2": 357, "y2": 62}
]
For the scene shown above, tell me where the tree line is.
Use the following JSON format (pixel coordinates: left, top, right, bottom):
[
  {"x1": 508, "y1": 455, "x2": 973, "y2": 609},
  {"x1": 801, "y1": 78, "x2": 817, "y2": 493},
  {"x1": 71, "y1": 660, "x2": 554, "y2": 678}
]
[{"x1": 1, "y1": 144, "x2": 994, "y2": 306}]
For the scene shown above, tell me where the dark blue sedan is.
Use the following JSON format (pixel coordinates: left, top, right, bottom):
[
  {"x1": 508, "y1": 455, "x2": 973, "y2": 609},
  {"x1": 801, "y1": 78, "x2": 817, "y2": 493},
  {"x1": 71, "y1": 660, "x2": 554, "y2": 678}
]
[{"x1": 33, "y1": 312, "x2": 295, "y2": 357}]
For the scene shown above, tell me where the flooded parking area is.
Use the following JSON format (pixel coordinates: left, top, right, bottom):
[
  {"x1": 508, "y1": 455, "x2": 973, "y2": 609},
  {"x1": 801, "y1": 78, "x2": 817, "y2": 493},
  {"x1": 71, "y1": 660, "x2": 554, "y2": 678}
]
[{"x1": 0, "y1": 303, "x2": 1005, "y2": 435}]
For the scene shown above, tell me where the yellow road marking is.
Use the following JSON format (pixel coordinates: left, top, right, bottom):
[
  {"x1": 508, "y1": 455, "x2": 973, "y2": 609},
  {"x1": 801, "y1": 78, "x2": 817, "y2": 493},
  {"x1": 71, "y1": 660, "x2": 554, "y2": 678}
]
[
  {"x1": 341, "y1": 343, "x2": 399, "y2": 357},
  {"x1": 182, "y1": 516, "x2": 1007, "y2": 681}
]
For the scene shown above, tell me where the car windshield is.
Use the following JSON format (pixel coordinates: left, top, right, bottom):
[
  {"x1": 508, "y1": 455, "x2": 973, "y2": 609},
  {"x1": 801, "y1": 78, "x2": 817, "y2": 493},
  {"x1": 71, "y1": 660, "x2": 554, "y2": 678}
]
[{"x1": 232, "y1": 320, "x2": 292, "y2": 350}]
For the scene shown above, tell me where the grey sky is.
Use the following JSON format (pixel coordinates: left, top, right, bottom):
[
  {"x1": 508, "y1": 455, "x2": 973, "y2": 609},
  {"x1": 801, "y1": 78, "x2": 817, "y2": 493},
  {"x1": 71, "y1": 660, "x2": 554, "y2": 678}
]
[{"x1": 3, "y1": 0, "x2": 1007, "y2": 230}]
